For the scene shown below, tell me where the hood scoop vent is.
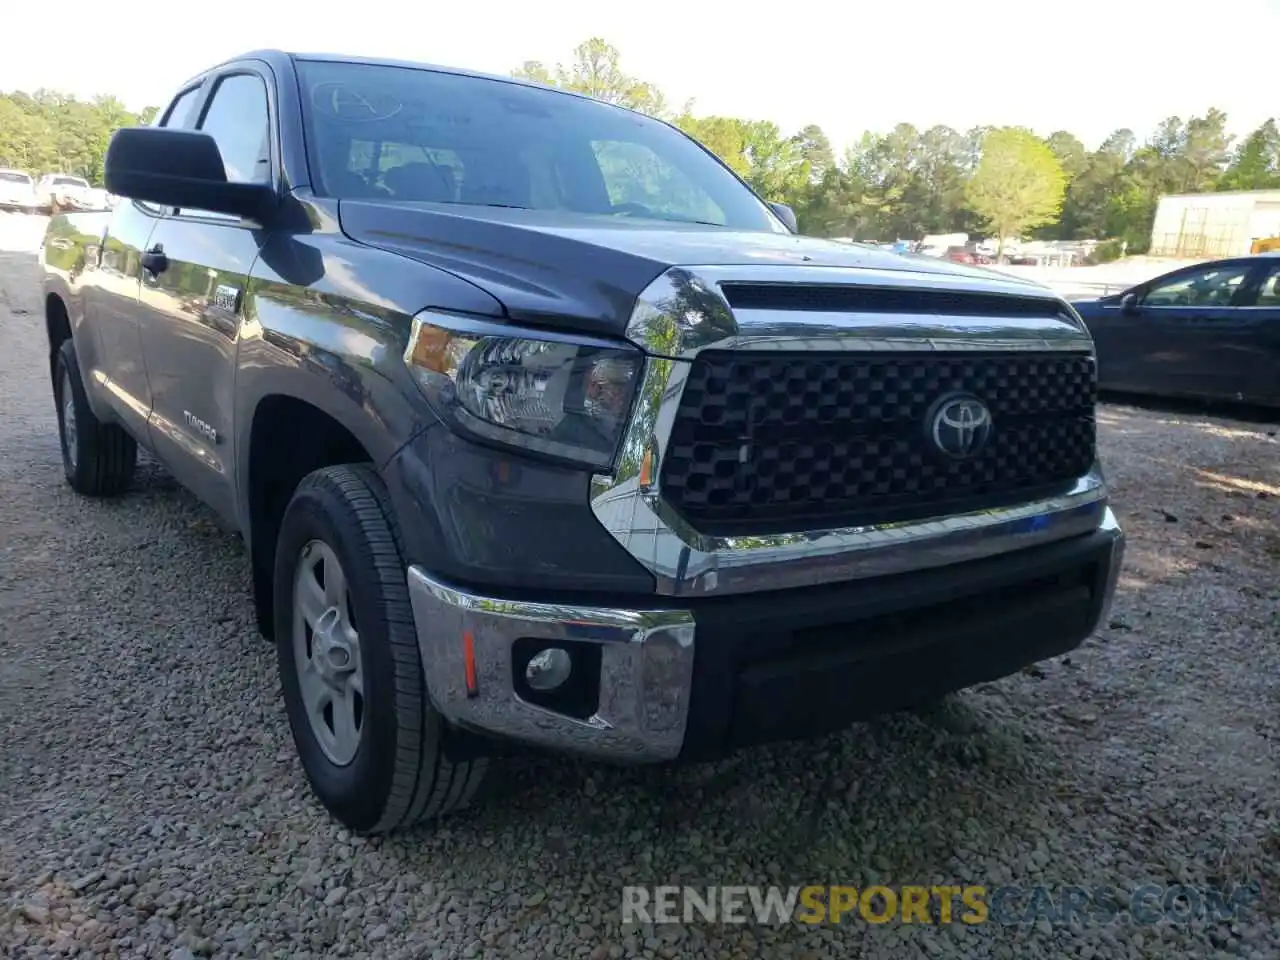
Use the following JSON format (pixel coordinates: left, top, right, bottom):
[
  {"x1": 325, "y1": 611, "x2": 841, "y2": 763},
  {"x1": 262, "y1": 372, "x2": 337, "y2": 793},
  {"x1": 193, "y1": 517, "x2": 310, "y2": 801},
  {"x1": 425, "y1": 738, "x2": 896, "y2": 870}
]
[{"x1": 719, "y1": 282, "x2": 1065, "y2": 319}]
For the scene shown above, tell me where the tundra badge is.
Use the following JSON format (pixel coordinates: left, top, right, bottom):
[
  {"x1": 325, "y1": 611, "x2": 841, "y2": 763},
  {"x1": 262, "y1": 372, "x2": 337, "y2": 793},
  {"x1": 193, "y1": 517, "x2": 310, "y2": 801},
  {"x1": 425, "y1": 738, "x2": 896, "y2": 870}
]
[{"x1": 183, "y1": 411, "x2": 218, "y2": 444}]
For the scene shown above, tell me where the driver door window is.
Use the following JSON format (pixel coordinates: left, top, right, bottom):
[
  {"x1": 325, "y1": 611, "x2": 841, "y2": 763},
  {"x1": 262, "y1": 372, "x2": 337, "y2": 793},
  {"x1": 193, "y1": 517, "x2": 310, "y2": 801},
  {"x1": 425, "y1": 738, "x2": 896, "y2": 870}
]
[
  {"x1": 1142, "y1": 264, "x2": 1251, "y2": 308},
  {"x1": 199, "y1": 74, "x2": 271, "y2": 185},
  {"x1": 178, "y1": 73, "x2": 271, "y2": 220}
]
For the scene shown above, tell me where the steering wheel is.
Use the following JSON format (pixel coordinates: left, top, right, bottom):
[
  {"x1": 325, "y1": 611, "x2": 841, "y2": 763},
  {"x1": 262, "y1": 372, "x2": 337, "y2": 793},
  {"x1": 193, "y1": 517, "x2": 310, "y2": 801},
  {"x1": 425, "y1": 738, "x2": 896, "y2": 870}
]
[{"x1": 611, "y1": 202, "x2": 655, "y2": 218}]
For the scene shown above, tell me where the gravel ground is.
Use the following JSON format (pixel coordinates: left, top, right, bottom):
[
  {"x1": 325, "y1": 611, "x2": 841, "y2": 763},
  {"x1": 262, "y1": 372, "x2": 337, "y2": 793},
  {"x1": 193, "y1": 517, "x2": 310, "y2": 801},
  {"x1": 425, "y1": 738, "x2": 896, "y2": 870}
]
[{"x1": 1, "y1": 212, "x2": 1278, "y2": 959}]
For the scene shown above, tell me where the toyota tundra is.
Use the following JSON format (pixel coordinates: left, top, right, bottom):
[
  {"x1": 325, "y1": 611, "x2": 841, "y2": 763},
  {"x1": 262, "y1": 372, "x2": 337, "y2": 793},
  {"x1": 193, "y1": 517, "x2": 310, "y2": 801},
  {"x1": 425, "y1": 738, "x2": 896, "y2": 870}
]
[{"x1": 40, "y1": 50, "x2": 1124, "y2": 834}]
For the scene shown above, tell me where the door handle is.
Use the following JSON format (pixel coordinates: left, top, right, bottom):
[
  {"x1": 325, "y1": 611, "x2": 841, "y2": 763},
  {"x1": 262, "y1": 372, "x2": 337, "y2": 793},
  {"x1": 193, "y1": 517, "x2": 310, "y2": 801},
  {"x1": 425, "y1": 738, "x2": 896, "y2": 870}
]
[{"x1": 140, "y1": 245, "x2": 168, "y2": 276}]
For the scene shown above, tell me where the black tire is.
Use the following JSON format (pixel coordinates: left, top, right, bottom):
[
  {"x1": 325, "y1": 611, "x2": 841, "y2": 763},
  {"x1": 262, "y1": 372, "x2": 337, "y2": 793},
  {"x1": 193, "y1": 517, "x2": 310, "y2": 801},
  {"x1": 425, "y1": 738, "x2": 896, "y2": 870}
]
[
  {"x1": 54, "y1": 340, "x2": 137, "y2": 496},
  {"x1": 274, "y1": 464, "x2": 489, "y2": 834}
]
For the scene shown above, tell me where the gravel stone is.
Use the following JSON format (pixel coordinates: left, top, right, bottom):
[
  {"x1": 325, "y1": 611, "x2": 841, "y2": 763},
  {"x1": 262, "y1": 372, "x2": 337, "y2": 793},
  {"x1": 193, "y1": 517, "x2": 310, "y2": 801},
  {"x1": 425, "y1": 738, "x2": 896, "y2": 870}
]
[
  {"x1": 325, "y1": 886, "x2": 349, "y2": 907},
  {"x1": 1, "y1": 214, "x2": 1278, "y2": 958}
]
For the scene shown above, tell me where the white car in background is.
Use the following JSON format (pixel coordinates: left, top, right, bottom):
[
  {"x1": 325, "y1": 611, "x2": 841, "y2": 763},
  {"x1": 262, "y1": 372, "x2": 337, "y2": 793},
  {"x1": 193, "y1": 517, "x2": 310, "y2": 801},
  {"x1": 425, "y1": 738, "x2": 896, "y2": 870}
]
[
  {"x1": 0, "y1": 169, "x2": 40, "y2": 213},
  {"x1": 36, "y1": 173, "x2": 94, "y2": 212}
]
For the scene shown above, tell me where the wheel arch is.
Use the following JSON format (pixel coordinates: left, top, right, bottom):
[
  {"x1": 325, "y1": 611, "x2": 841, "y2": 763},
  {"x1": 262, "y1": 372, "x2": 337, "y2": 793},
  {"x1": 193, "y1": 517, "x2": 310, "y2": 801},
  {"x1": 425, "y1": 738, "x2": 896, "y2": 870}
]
[
  {"x1": 44, "y1": 291, "x2": 73, "y2": 385},
  {"x1": 239, "y1": 382, "x2": 402, "y2": 639}
]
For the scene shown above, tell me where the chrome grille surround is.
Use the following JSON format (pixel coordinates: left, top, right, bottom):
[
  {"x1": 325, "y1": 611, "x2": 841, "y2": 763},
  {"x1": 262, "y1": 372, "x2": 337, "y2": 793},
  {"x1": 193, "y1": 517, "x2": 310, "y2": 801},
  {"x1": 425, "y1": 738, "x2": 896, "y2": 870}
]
[{"x1": 589, "y1": 264, "x2": 1109, "y2": 598}]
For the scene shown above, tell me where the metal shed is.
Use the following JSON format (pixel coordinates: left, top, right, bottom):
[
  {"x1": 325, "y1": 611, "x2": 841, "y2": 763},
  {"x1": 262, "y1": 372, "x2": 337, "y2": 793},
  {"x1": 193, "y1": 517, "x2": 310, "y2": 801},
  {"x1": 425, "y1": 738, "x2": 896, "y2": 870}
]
[{"x1": 1149, "y1": 190, "x2": 1280, "y2": 258}]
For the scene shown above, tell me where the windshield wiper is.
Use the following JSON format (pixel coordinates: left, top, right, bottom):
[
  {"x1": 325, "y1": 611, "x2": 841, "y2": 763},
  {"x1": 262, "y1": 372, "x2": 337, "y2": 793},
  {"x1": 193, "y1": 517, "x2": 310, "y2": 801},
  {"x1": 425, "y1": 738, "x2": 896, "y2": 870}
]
[
  {"x1": 433, "y1": 200, "x2": 721, "y2": 223},
  {"x1": 610, "y1": 213, "x2": 725, "y2": 227},
  {"x1": 442, "y1": 201, "x2": 532, "y2": 210}
]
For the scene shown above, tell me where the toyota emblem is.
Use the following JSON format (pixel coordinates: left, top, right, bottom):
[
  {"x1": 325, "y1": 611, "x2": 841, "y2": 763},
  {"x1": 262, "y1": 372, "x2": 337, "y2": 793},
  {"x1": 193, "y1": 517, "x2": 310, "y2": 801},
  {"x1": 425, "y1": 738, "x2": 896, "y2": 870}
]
[{"x1": 927, "y1": 394, "x2": 993, "y2": 458}]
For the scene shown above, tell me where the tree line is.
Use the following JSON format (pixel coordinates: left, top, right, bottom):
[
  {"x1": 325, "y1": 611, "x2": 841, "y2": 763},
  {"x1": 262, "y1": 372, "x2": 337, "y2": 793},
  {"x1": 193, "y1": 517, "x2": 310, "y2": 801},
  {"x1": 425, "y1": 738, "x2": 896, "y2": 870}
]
[
  {"x1": 0, "y1": 92, "x2": 157, "y2": 187},
  {"x1": 3, "y1": 39, "x2": 1277, "y2": 255},
  {"x1": 517, "y1": 40, "x2": 1279, "y2": 254}
]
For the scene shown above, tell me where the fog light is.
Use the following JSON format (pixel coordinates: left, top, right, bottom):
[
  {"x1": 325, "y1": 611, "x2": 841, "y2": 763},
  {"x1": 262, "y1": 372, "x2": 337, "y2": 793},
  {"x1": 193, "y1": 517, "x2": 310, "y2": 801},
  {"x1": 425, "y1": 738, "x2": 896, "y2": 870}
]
[{"x1": 525, "y1": 647, "x2": 573, "y2": 692}]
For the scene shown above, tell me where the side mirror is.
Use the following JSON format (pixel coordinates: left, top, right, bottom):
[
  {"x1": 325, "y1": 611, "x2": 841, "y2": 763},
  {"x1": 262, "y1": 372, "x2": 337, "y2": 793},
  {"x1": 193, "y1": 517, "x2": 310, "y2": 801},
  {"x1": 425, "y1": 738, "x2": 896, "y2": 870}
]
[
  {"x1": 1120, "y1": 292, "x2": 1139, "y2": 314},
  {"x1": 105, "y1": 127, "x2": 277, "y2": 223},
  {"x1": 768, "y1": 201, "x2": 798, "y2": 233}
]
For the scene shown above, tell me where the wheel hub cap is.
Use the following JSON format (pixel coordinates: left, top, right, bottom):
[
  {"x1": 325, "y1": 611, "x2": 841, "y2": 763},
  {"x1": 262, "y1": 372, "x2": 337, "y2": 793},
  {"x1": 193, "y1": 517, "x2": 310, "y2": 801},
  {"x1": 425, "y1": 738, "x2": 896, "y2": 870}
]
[
  {"x1": 311, "y1": 607, "x2": 357, "y2": 684},
  {"x1": 61, "y1": 372, "x2": 78, "y2": 470},
  {"x1": 292, "y1": 540, "x2": 364, "y2": 766}
]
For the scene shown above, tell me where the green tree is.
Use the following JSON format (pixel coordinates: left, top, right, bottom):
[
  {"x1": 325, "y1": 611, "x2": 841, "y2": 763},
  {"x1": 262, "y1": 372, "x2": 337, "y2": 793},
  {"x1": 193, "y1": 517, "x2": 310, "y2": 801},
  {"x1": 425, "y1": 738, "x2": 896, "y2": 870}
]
[
  {"x1": 1099, "y1": 128, "x2": 1138, "y2": 162},
  {"x1": 1036, "y1": 131, "x2": 1089, "y2": 238},
  {"x1": 1219, "y1": 119, "x2": 1280, "y2": 191},
  {"x1": 1102, "y1": 124, "x2": 1187, "y2": 253},
  {"x1": 792, "y1": 124, "x2": 835, "y2": 183},
  {"x1": 0, "y1": 98, "x2": 57, "y2": 170},
  {"x1": 909, "y1": 125, "x2": 970, "y2": 234},
  {"x1": 1058, "y1": 129, "x2": 1134, "y2": 239},
  {"x1": 1045, "y1": 131, "x2": 1089, "y2": 181},
  {"x1": 0, "y1": 89, "x2": 158, "y2": 183},
  {"x1": 802, "y1": 163, "x2": 881, "y2": 237},
  {"x1": 842, "y1": 125, "x2": 918, "y2": 238},
  {"x1": 966, "y1": 127, "x2": 1066, "y2": 255},
  {"x1": 673, "y1": 113, "x2": 751, "y2": 177},
  {"x1": 505, "y1": 39, "x2": 1260, "y2": 249},
  {"x1": 512, "y1": 38, "x2": 666, "y2": 117},
  {"x1": 739, "y1": 121, "x2": 807, "y2": 201},
  {"x1": 1171, "y1": 108, "x2": 1234, "y2": 193}
]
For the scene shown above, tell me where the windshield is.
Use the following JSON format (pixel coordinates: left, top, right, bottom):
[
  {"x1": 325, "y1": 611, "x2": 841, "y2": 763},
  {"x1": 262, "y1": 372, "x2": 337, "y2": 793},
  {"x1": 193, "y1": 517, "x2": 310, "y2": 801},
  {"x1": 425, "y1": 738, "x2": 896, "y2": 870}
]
[
  {"x1": 296, "y1": 60, "x2": 785, "y2": 232},
  {"x1": 54, "y1": 177, "x2": 87, "y2": 188},
  {"x1": 0, "y1": 171, "x2": 32, "y2": 184}
]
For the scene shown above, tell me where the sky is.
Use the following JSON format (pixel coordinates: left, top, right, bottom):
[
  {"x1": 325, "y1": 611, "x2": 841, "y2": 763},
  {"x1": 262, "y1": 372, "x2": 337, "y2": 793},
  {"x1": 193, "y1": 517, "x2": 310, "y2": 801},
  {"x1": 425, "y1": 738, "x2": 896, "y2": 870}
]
[{"x1": 4, "y1": 0, "x2": 1277, "y2": 153}]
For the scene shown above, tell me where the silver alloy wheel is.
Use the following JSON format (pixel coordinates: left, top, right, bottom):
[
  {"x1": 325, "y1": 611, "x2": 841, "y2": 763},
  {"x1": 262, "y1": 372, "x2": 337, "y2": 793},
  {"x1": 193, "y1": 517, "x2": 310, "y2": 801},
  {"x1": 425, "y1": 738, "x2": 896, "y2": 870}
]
[
  {"x1": 292, "y1": 539, "x2": 364, "y2": 766},
  {"x1": 61, "y1": 371, "x2": 78, "y2": 471}
]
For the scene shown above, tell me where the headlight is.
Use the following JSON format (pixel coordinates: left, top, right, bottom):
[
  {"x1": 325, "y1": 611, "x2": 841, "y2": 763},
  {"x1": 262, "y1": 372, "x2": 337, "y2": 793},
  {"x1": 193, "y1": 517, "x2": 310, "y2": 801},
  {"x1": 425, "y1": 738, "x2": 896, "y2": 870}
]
[{"x1": 404, "y1": 311, "x2": 642, "y2": 470}]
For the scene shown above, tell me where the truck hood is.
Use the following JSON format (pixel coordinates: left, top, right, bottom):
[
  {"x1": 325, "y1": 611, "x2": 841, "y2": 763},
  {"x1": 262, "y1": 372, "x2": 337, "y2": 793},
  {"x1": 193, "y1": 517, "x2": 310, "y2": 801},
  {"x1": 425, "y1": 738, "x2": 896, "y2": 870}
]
[{"x1": 338, "y1": 199, "x2": 1049, "y2": 337}]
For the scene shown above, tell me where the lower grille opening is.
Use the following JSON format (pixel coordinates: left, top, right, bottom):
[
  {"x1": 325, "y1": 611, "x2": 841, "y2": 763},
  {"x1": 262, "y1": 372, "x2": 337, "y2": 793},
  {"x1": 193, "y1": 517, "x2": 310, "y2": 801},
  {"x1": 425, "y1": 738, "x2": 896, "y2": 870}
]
[
  {"x1": 724, "y1": 561, "x2": 1100, "y2": 748},
  {"x1": 774, "y1": 565, "x2": 1095, "y2": 666}
]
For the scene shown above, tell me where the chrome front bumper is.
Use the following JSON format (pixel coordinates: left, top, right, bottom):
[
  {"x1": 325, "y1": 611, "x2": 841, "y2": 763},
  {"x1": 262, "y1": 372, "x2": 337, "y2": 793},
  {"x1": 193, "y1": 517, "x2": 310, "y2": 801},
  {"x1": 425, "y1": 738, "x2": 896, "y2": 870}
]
[
  {"x1": 406, "y1": 507, "x2": 1125, "y2": 762},
  {"x1": 1096, "y1": 505, "x2": 1126, "y2": 623},
  {"x1": 406, "y1": 568, "x2": 696, "y2": 761}
]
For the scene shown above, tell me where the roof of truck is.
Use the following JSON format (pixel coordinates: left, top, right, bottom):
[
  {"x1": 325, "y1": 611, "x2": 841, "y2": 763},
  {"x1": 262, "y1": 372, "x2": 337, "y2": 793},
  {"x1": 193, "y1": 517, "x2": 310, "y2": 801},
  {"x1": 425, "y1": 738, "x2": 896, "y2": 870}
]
[{"x1": 184, "y1": 49, "x2": 588, "y2": 104}]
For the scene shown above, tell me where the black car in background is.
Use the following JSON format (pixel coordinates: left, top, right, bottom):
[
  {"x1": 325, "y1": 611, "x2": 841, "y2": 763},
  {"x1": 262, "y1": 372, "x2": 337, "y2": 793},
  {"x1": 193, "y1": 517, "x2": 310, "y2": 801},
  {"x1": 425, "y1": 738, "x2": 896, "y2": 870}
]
[{"x1": 1072, "y1": 254, "x2": 1280, "y2": 408}]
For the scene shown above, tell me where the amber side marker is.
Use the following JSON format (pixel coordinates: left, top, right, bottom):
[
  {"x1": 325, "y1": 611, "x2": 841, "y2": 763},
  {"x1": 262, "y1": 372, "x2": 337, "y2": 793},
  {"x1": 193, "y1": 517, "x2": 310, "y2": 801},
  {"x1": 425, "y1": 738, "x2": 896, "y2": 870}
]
[
  {"x1": 639, "y1": 449, "x2": 653, "y2": 489},
  {"x1": 463, "y1": 630, "x2": 478, "y2": 698}
]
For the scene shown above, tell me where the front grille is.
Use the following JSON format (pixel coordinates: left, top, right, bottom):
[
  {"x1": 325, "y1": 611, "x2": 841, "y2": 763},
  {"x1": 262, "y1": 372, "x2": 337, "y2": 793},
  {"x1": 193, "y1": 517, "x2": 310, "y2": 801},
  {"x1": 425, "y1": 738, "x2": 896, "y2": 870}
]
[{"x1": 660, "y1": 350, "x2": 1096, "y2": 535}]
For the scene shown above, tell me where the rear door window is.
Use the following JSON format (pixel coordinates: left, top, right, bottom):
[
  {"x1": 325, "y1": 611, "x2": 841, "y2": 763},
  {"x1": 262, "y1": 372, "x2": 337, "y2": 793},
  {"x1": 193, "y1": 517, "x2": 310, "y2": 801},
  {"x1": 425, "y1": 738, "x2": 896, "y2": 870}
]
[{"x1": 160, "y1": 86, "x2": 203, "y2": 129}]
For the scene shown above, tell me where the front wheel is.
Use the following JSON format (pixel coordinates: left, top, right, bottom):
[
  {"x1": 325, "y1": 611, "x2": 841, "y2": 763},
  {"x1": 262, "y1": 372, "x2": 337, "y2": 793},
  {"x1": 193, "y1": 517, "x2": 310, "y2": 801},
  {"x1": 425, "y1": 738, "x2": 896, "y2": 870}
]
[{"x1": 274, "y1": 464, "x2": 489, "y2": 834}]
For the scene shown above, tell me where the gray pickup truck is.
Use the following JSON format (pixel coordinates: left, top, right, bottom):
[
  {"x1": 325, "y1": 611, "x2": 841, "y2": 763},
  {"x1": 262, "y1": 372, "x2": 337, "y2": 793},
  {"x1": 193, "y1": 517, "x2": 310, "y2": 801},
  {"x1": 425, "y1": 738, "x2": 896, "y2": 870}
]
[{"x1": 41, "y1": 49, "x2": 1124, "y2": 834}]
